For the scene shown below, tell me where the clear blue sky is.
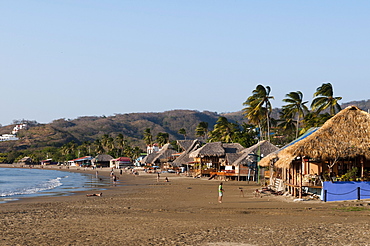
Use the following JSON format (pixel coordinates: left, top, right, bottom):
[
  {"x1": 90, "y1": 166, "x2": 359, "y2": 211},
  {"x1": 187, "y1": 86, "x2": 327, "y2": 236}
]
[{"x1": 1, "y1": 1, "x2": 369, "y2": 126}]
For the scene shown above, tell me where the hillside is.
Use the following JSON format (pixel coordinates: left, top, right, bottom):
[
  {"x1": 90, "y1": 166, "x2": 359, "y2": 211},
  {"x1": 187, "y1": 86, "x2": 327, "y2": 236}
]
[
  {"x1": 1, "y1": 99, "x2": 369, "y2": 153},
  {"x1": 0, "y1": 110, "x2": 221, "y2": 152}
]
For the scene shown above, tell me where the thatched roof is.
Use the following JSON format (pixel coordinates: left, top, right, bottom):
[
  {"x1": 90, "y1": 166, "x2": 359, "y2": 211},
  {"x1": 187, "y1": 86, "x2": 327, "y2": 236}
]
[
  {"x1": 92, "y1": 154, "x2": 114, "y2": 162},
  {"x1": 19, "y1": 156, "x2": 32, "y2": 163},
  {"x1": 262, "y1": 106, "x2": 370, "y2": 168},
  {"x1": 259, "y1": 128, "x2": 319, "y2": 167},
  {"x1": 172, "y1": 140, "x2": 202, "y2": 167},
  {"x1": 177, "y1": 140, "x2": 196, "y2": 152},
  {"x1": 235, "y1": 140, "x2": 279, "y2": 166},
  {"x1": 222, "y1": 143, "x2": 245, "y2": 164},
  {"x1": 143, "y1": 143, "x2": 176, "y2": 164},
  {"x1": 189, "y1": 142, "x2": 225, "y2": 158}
]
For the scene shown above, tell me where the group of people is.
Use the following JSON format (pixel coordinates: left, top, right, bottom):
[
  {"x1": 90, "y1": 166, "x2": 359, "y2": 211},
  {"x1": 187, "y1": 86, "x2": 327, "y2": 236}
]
[
  {"x1": 87, "y1": 169, "x2": 257, "y2": 204},
  {"x1": 157, "y1": 172, "x2": 169, "y2": 182}
]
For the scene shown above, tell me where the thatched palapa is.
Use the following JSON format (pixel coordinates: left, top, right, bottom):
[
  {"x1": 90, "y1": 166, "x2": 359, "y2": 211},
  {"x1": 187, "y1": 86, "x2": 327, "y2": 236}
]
[
  {"x1": 189, "y1": 142, "x2": 225, "y2": 158},
  {"x1": 142, "y1": 143, "x2": 177, "y2": 165},
  {"x1": 172, "y1": 140, "x2": 202, "y2": 167},
  {"x1": 235, "y1": 140, "x2": 279, "y2": 166},
  {"x1": 258, "y1": 127, "x2": 319, "y2": 167},
  {"x1": 276, "y1": 106, "x2": 370, "y2": 168}
]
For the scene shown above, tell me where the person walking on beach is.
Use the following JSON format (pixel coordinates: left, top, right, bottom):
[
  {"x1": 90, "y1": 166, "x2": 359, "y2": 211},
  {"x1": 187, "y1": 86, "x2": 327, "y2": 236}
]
[
  {"x1": 218, "y1": 182, "x2": 224, "y2": 203},
  {"x1": 157, "y1": 172, "x2": 160, "y2": 182},
  {"x1": 112, "y1": 174, "x2": 117, "y2": 185}
]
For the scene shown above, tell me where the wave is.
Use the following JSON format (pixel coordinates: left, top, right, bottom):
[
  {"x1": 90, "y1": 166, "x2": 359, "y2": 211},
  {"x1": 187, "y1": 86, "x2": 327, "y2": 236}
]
[{"x1": 0, "y1": 177, "x2": 63, "y2": 197}]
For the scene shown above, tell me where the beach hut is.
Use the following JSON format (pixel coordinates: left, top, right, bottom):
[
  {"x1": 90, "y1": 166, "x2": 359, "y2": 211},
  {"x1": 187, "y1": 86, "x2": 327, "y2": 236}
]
[
  {"x1": 41, "y1": 158, "x2": 53, "y2": 165},
  {"x1": 259, "y1": 106, "x2": 370, "y2": 200},
  {"x1": 233, "y1": 140, "x2": 279, "y2": 181},
  {"x1": 177, "y1": 140, "x2": 197, "y2": 152},
  {"x1": 92, "y1": 154, "x2": 114, "y2": 168},
  {"x1": 172, "y1": 139, "x2": 202, "y2": 172},
  {"x1": 68, "y1": 156, "x2": 93, "y2": 167},
  {"x1": 188, "y1": 142, "x2": 246, "y2": 179},
  {"x1": 18, "y1": 156, "x2": 33, "y2": 165},
  {"x1": 110, "y1": 157, "x2": 132, "y2": 169},
  {"x1": 142, "y1": 143, "x2": 177, "y2": 169}
]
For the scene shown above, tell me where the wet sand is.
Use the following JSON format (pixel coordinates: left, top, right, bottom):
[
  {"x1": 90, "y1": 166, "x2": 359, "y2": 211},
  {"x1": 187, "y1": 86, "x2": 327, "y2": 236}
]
[{"x1": 1, "y1": 165, "x2": 370, "y2": 245}]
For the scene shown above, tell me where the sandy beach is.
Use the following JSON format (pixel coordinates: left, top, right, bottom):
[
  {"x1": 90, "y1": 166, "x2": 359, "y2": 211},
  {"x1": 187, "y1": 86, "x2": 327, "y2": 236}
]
[{"x1": 1, "y1": 165, "x2": 370, "y2": 246}]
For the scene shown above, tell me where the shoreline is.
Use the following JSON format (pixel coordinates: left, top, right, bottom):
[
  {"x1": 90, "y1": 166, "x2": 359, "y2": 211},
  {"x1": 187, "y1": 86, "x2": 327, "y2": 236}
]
[
  {"x1": 0, "y1": 164, "x2": 144, "y2": 205},
  {"x1": 2, "y1": 164, "x2": 370, "y2": 245}
]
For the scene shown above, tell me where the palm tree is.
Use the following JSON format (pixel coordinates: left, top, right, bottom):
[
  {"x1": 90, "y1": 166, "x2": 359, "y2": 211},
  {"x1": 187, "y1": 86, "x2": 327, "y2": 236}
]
[
  {"x1": 195, "y1": 122, "x2": 209, "y2": 140},
  {"x1": 311, "y1": 83, "x2": 342, "y2": 116},
  {"x1": 243, "y1": 85, "x2": 274, "y2": 141},
  {"x1": 208, "y1": 116, "x2": 238, "y2": 143},
  {"x1": 143, "y1": 128, "x2": 153, "y2": 146},
  {"x1": 178, "y1": 128, "x2": 187, "y2": 140},
  {"x1": 93, "y1": 139, "x2": 104, "y2": 154},
  {"x1": 277, "y1": 110, "x2": 296, "y2": 133},
  {"x1": 282, "y1": 91, "x2": 309, "y2": 139},
  {"x1": 156, "y1": 132, "x2": 169, "y2": 147},
  {"x1": 131, "y1": 146, "x2": 142, "y2": 162},
  {"x1": 61, "y1": 141, "x2": 77, "y2": 160},
  {"x1": 115, "y1": 134, "x2": 126, "y2": 156},
  {"x1": 300, "y1": 112, "x2": 332, "y2": 134}
]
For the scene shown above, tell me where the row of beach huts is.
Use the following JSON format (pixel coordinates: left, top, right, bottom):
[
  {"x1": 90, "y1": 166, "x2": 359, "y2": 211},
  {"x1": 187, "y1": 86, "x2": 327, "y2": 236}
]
[{"x1": 18, "y1": 106, "x2": 370, "y2": 202}]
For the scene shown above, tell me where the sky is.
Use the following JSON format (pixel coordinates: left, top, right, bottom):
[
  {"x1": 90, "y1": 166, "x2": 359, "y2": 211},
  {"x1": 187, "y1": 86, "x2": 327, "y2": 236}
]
[{"x1": 1, "y1": 1, "x2": 370, "y2": 126}]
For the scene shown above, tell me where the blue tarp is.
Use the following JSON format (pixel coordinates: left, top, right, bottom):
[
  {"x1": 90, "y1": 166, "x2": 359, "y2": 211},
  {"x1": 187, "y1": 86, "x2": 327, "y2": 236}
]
[{"x1": 322, "y1": 181, "x2": 370, "y2": 201}]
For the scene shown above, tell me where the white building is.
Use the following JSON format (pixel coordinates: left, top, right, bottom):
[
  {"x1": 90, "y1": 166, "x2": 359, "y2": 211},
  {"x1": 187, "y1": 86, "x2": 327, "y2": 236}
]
[
  {"x1": 0, "y1": 134, "x2": 19, "y2": 141},
  {"x1": 147, "y1": 143, "x2": 160, "y2": 154},
  {"x1": 12, "y1": 124, "x2": 27, "y2": 134}
]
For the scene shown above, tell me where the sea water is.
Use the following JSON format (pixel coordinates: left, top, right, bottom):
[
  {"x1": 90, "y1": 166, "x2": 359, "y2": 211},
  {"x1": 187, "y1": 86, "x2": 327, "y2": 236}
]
[{"x1": 0, "y1": 168, "x2": 109, "y2": 203}]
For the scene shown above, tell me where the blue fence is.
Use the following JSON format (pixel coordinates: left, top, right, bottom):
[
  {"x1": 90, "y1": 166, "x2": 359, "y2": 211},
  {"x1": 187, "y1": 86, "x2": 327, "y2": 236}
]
[{"x1": 322, "y1": 181, "x2": 370, "y2": 202}]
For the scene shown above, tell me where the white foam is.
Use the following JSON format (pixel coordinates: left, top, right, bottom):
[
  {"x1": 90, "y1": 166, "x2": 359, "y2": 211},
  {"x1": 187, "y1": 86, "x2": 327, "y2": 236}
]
[{"x1": 0, "y1": 177, "x2": 63, "y2": 197}]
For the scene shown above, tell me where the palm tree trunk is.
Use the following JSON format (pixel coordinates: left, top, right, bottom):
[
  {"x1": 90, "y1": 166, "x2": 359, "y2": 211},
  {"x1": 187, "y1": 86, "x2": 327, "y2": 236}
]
[
  {"x1": 266, "y1": 111, "x2": 270, "y2": 142},
  {"x1": 296, "y1": 114, "x2": 300, "y2": 139}
]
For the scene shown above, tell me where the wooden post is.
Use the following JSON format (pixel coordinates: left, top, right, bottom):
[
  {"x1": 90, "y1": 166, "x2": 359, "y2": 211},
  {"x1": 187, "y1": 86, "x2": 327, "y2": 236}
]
[
  {"x1": 357, "y1": 187, "x2": 361, "y2": 201},
  {"x1": 299, "y1": 160, "x2": 303, "y2": 199}
]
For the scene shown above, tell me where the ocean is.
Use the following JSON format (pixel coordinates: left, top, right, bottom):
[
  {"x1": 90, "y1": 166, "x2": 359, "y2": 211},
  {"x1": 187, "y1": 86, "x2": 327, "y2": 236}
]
[{"x1": 0, "y1": 168, "x2": 109, "y2": 203}]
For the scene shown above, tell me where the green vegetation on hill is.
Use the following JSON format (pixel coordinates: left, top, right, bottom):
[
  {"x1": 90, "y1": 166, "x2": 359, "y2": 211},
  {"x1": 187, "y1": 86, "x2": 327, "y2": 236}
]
[
  {"x1": 0, "y1": 110, "x2": 221, "y2": 162},
  {"x1": 1, "y1": 95, "x2": 369, "y2": 164}
]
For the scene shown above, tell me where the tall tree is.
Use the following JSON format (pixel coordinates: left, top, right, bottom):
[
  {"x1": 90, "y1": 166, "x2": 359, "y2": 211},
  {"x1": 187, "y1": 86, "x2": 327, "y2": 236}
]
[
  {"x1": 282, "y1": 91, "x2": 309, "y2": 139},
  {"x1": 243, "y1": 85, "x2": 274, "y2": 141},
  {"x1": 143, "y1": 128, "x2": 153, "y2": 146},
  {"x1": 156, "y1": 132, "x2": 169, "y2": 147},
  {"x1": 115, "y1": 134, "x2": 126, "y2": 156},
  {"x1": 178, "y1": 128, "x2": 187, "y2": 140},
  {"x1": 93, "y1": 139, "x2": 104, "y2": 154},
  {"x1": 195, "y1": 122, "x2": 209, "y2": 140},
  {"x1": 300, "y1": 112, "x2": 332, "y2": 134},
  {"x1": 311, "y1": 83, "x2": 342, "y2": 115},
  {"x1": 232, "y1": 123, "x2": 258, "y2": 147},
  {"x1": 208, "y1": 116, "x2": 238, "y2": 143}
]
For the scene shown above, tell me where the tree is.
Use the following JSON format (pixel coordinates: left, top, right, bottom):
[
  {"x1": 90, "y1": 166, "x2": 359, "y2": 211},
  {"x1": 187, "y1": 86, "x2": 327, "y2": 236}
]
[
  {"x1": 243, "y1": 85, "x2": 274, "y2": 141},
  {"x1": 61, "y1": 141, "x2": 77, "y2": 160},
  {"x1": 178, "y1": 128, "x2": 187, "y2": 140},
  {"x1": 143, "y1": 128, "x2": 153, "y2": 146},
  {"x1": 195, "y1": 122, "x2": 209, "y2": 140},
  {"x1": 115, "y1": 134, "x2": 126, "y2": 156},
  {"x1": 282, "y1": 91, "x2": 309, "y2": 139},
  {"x1": 156, "y1": 132, "x2": 169, "y2": 147},
  {"x1": 131, "y1": 146, "x2": 142, "y2": 162},
  {"x1": 232, "y1": 123, "x2": 258, "y2": 147},
  {"x1": 208, "y1": 117, "x2": 238, "y2": 143},
  {"x1": 93, "y1": 139, "x2": 104, "y2": 154},
  {"x1": 311, "y1": 83, "x2": 342, "y2": 116},
  {"x1": 300, "y1": 112, "x2": 332, "y2": 134}
]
